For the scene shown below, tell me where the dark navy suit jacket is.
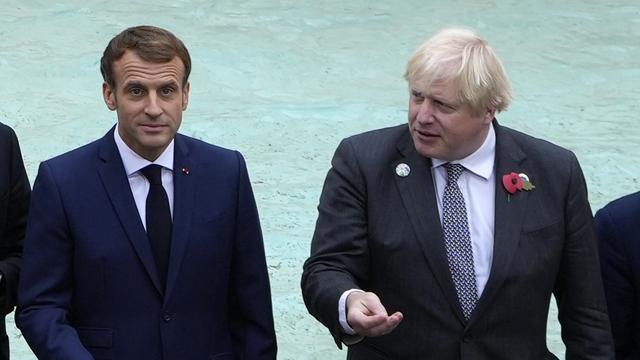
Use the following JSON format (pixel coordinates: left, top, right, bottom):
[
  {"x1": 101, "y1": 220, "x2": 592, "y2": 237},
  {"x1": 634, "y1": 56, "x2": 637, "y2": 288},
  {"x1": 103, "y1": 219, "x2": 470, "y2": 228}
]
[
  {"x1": 0, "y1": 123, "x2": 30, "y2": 360},
  {"x1": 595, "y1": 191, "x2": 640, "y2": 360},
  {"x1": 16, "y1": 128, "x2": 276, "y2": 360}
]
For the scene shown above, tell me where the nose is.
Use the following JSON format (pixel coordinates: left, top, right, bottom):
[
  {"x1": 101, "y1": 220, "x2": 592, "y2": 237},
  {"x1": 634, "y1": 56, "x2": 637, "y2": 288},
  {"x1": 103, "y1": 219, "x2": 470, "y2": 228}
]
[
  {"x1": 415, "y1": 100, "x2": 434, "y2": 124},
  {"x1": 144, "y1": 94, "x2": 163, "y2": 118}
]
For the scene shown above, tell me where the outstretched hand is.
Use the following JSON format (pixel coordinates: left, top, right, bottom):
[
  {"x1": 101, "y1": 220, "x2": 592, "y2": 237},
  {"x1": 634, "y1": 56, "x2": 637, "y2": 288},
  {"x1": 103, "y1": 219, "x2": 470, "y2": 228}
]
[{"x1": 346, "y1": 291, "x2": 403, "y2": 337}]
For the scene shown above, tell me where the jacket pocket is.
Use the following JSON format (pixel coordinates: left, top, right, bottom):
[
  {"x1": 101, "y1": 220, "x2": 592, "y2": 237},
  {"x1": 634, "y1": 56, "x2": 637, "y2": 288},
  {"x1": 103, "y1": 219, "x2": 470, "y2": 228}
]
[{"x1": 77, "y1": 327, "x2": 113, "y2": 348}]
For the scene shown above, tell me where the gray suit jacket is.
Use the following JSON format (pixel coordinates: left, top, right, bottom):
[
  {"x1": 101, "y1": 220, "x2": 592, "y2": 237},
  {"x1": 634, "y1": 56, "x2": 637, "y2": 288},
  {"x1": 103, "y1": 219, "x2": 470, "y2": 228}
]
[{"x1": 301, "y1": 121, "x2": 614, "y2": 359}]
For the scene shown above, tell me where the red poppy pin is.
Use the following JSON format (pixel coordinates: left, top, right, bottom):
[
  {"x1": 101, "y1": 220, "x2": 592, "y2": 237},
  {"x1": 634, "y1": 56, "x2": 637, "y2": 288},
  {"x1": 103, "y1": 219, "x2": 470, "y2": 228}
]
[{"x1": 502, "y1": 172, "x2": 535, "y2": 200}]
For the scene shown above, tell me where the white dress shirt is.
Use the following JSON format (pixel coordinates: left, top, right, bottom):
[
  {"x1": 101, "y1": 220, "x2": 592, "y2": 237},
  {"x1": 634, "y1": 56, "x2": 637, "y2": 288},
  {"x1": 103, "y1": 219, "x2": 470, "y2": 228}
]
[
  {"x1": 431, "y1": 123, "x2": 496, "y2": 297},
  {"x1": 114, "y1": 126, "x2": 175, "y2": 229},
  {"x1": 339, "y1": 124, "x2": 497, "y2": 334}
]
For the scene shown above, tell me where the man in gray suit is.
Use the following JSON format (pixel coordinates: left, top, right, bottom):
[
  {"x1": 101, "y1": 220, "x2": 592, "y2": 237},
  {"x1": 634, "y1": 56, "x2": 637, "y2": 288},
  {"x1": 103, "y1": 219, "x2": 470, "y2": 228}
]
[{"x1": 301, "y1": 28, "x2": 614, "y2": 359}]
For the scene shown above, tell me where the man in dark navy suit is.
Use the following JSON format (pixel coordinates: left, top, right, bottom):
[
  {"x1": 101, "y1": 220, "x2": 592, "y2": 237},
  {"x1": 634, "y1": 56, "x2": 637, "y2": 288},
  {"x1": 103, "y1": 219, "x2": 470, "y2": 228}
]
[
  {"x1": 596, "y1": 191, "x2": 640, "y2": 360},
  {"x1": 0, "y1": 122, "x2": 30, "y2": 360},
  {"x1": 16, "y1": 26, "x2": 276, "y2": 360}
]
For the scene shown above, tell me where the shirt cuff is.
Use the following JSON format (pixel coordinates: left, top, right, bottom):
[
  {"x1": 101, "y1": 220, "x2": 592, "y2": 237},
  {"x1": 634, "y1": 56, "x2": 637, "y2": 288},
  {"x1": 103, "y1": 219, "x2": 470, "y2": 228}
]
[{"x1": 338, "y1": 289, "x2": 365, "y2": 335}]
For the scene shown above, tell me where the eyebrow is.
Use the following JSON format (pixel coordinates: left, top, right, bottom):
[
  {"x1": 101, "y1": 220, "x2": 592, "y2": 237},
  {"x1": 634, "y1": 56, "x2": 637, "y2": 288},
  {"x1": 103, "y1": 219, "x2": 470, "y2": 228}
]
[
  {"x1": 412, "y1": 89, "x2": 458, "y2": 109},
  {"x1": 123, "y1": 80, "x2": 180, "y2": 89},
  {"x1": 122, "y1": 81, "x2": 146, "y2": 90}
]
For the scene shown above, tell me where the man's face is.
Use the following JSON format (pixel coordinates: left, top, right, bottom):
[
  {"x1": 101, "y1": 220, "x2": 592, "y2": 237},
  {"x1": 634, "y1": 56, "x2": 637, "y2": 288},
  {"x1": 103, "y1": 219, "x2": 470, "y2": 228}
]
[
  {"x1": 103, "y1": 50, "x2": 190, "y2": 161},
  {"x1": 408, "y1": 80, "x2": 494, "y2": 161}
]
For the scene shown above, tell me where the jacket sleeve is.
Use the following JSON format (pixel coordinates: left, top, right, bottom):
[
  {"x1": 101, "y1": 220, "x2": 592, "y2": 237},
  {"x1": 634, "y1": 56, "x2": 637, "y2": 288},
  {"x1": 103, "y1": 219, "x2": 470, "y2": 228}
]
[
  {"x1": 228, "y1": 151, "x2": 277, "y2": 359},
  {"x1": 301, "y1": 139, "x2": 370, "y2": 347},
  {"x1": 552, "y1": 154, "x2": 615, "y2": 359},
  {"x1": 0, "y1": 125, "x2": 30, "y2": 314},
  {"x1": 15, "y1": 161, "x2": 94, "y2": 360},
  {"x1": 595, "y1": 204, "x2": 637, "y2": 358}
]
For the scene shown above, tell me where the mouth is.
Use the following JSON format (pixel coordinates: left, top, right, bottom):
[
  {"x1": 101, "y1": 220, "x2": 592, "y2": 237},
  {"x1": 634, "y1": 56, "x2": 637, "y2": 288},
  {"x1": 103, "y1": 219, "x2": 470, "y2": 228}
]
[
  {"x1": 140, "y1": 123, "x2": 167, "y2": 133},
  {"x1": 415, "y1": 128, "x2": 439, "y2": 139}
]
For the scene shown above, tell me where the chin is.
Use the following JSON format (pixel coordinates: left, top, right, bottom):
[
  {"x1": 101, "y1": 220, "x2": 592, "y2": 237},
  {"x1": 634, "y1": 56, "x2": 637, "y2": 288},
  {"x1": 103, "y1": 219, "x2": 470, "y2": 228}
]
[{"x1": 415, "y1": 147, "x2": 436, "y2": 159}]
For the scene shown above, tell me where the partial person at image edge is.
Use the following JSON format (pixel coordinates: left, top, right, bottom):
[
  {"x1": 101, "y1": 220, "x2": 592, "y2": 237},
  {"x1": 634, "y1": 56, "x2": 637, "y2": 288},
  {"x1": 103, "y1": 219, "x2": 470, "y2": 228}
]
[
  {"x1": 301, "y1": 27, "x2": 614, "y2": 359},
  {"x1": 15, "y1": 26, "x2": 277, "y2": 359},
  {"x1": 595, "y1": 191, "x2": 640, "y2": 360},
  {"x1": 0, "y1": 122, "x2": 30, "y2": 360}
]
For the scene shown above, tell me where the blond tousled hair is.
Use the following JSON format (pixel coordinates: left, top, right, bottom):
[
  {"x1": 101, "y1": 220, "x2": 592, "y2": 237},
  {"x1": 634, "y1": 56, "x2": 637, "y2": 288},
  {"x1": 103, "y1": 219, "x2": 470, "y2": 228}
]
[{"x1": 404, "y1": 28, "x2": 512, "y2": 113}]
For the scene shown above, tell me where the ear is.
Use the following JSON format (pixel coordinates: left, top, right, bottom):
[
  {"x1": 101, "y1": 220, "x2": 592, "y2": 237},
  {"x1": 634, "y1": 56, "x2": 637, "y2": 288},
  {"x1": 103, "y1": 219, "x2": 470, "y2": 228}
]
[
  {"x1": 102, "y1": 82, "x2": 117, "y2": 111},
  {"x1": 182, "y1": 81, "x2": 190, "y2": 111},
  {"x1": 483, "y1": 108, "x2": 496, "y2": 124}
]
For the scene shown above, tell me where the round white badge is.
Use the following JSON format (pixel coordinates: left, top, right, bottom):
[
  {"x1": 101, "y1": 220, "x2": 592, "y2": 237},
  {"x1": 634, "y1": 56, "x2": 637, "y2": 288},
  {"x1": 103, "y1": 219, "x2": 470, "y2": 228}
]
[{"x1": 395, "y1": 163, "x2": 411, "y2": 177}]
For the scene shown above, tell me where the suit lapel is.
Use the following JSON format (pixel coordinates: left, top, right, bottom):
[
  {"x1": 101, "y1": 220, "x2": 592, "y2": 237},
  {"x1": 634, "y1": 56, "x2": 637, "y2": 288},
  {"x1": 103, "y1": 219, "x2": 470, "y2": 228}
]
[
  {"x1": 164, "y1": 135, "x2": 197, "y2": 302},
  {"x1": 97, "y1": 128, "x2": 164, "y2": 296},
  {"x1": 469, "y1": 122, "x2": 529, "y2": 324},
  {"x1": 393, "y1": 130, "x2": 467, "y2": 322}
]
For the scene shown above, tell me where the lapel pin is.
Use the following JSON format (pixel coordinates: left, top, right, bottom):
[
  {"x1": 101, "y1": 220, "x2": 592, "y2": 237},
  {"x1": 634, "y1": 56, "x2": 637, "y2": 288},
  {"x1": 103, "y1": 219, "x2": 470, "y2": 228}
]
[
  {"x1": 181, "y1": 167, "x2": 190, "y2": 175},
  {"x1": 502, "y1": 171, "x2": 536, "y2": 202},
  {"x1": 395, "y1": 163, "x2": 411, "y2": 177}
]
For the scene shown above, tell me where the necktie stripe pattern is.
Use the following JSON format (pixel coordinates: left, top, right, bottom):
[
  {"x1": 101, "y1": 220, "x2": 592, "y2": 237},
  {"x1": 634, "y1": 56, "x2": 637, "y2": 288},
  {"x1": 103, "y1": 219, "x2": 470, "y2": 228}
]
[
  {"x1": 442, "y1": 163, "x2": 478, "y2": 320},
  {"x1": 140, "y1": 164, "x2": 172, "y2": 290}
]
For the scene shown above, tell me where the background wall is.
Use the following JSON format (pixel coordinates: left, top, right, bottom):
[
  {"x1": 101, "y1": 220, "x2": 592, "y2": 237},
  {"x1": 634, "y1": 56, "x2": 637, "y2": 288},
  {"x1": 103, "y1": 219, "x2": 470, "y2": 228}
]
[{"x1": 1, "y1": 1, "x2": 639, "y2": 358}]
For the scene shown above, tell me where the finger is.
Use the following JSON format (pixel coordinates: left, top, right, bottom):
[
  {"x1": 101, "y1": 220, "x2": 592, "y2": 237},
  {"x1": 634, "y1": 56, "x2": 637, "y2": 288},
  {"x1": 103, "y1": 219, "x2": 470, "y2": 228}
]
[
  {"x1": 358, "y1": 315, "x2": 403, "y2": 337},
  {"x1": 350, "y1": 311, "x2": 404, "y2": 336},
  {"x1": 349, "y1": 312, "x2": 388, "y2": 331},
  {"x1": 351, "y1": 292, "x2": 388, "y2": 317},
  {"x1": 360, "y1": 295, "x2": 389, "y2": 316},
  {"x1": 389, "y1": 311, "x2": 403, "y2": 324}
]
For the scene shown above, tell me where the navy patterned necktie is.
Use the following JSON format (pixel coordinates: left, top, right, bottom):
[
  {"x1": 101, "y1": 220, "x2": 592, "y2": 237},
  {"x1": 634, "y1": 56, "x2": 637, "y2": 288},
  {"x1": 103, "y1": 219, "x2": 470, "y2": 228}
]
[
  {"x1": 140, "y1": 164, "x2": 172, "y2": 290},
  {"x1": 442, "y1": 163, "x2": 478, "y2": 320}
]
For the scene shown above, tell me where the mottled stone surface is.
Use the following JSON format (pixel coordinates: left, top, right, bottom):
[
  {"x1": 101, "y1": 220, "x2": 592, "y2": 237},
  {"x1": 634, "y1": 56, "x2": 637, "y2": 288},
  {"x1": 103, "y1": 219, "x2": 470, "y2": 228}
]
[{"x1": 1, "y1": 1, "x2": 639, "y2": 359}]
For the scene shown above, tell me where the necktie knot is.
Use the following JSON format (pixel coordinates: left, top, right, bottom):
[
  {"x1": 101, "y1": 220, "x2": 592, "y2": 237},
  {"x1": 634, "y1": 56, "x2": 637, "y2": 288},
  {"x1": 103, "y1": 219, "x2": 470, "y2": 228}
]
[
  {"x1": 141, "y1": 164, "x2": 163, "y2": 185},
  {"x1": 445, "y1": 163, "x2": 465, "y2": 184}
]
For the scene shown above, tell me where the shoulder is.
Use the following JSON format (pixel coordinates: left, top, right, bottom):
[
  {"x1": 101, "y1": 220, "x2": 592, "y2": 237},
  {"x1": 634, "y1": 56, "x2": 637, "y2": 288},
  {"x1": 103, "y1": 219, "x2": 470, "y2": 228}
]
[
  {"x1": 343, "y1": 124, "x2": 407, "y2": 148},
  {"x1": 596, "y1": 191, "x2": 640, "y2": 223},
  {"x1": 337, "y1": 124, "x2": 408, "y2": 161},
  {"x1": 0, "y1": 122, "x2": 18, "y2": 146},
  {"x1": 44, "y1": 137, "x2": 104, "y2": 169},
  {"x1": 177, "y1": 133, "x2": 236, "y2": 155},
  {"x1": 497, "y1": 124, "x2": 576, "y2": 162},
  {"x1": 0, "y1": 122, "x2": 13, "y2": 137},
  {"x1": 176, "y1": 133, "x2": 245, "y2": 169},
  {"x1": 0, "y1": 123, "x2": 17, "y2": 156}
]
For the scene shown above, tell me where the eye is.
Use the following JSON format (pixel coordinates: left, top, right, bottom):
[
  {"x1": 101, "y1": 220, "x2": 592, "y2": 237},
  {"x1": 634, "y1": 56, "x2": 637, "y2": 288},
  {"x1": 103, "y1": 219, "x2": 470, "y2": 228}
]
[
  {"x1": 411, "y1": 90, "x2": 425, "y2": 103},
  {"x1": 129, "y1": 87, "x2": 145, "y2": 97},
  {"x1": 434, "y1": 100, "x2": 456, "y2": 113},
  {"x1": 160, "y1": 86, "x2": 176, "y2": 96}
]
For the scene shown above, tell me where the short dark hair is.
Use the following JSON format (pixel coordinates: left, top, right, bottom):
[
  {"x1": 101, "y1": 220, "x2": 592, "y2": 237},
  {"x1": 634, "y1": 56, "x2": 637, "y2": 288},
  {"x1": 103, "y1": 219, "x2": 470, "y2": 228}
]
[{"x1": 100, "y1": 25, "x2": 191, "y2": 88}]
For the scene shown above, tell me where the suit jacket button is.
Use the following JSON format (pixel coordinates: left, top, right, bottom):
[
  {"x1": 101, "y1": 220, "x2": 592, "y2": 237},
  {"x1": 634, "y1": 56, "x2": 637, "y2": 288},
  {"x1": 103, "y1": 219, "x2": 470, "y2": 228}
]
[
  {"x1": 462, "y1": 335, "x2": 472, "y2": 343},
  {"x1": 163, "y1": 313, "x2": 173, "y2": 322}
]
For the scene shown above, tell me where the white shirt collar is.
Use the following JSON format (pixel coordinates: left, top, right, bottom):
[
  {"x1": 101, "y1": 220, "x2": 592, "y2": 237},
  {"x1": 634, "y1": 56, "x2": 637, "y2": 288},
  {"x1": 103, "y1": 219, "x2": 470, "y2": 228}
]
[
  {"x1": 113, "y1": 125, "x2": 175, "y2": 176},
  {"x1": 431, "y1": 123, "x2": 496, "y2": 180}
]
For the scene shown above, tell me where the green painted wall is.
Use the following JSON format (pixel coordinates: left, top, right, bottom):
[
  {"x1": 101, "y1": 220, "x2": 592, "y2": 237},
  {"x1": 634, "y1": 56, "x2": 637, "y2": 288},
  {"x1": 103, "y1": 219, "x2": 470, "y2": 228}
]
[{"x1": 1, "y1": 1, "x2": 638, "y2": 358}]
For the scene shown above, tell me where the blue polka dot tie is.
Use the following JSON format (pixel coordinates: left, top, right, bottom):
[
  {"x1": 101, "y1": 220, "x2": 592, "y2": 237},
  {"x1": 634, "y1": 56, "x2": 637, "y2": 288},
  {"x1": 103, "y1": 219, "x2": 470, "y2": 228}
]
[{"x1": 442, "y1": 163, "x2": 478, "y2": 320}]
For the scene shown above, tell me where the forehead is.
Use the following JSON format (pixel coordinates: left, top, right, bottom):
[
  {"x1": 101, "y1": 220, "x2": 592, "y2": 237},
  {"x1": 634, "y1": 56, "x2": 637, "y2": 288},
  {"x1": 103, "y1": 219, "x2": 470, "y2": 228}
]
[
  {"x1": 112, "y1": 50, "x2": 184, "y2": 85},
  {"x1": 411, "y1": 77, "x2": 460, "y2": 100}
]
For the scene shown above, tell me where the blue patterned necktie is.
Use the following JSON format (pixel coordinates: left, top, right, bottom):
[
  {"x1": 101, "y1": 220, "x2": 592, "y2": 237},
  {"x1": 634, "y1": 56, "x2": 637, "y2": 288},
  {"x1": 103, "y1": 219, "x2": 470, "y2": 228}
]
[{"x1": 442, "y1": 163, "x2": 478, "y2": 320}]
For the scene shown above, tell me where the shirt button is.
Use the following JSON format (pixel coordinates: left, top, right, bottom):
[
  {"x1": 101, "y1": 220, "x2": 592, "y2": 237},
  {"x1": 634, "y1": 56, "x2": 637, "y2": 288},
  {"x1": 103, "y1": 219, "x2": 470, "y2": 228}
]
[{"x1": 163, "y1": 313, "x2": 173, "y2": 322}]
